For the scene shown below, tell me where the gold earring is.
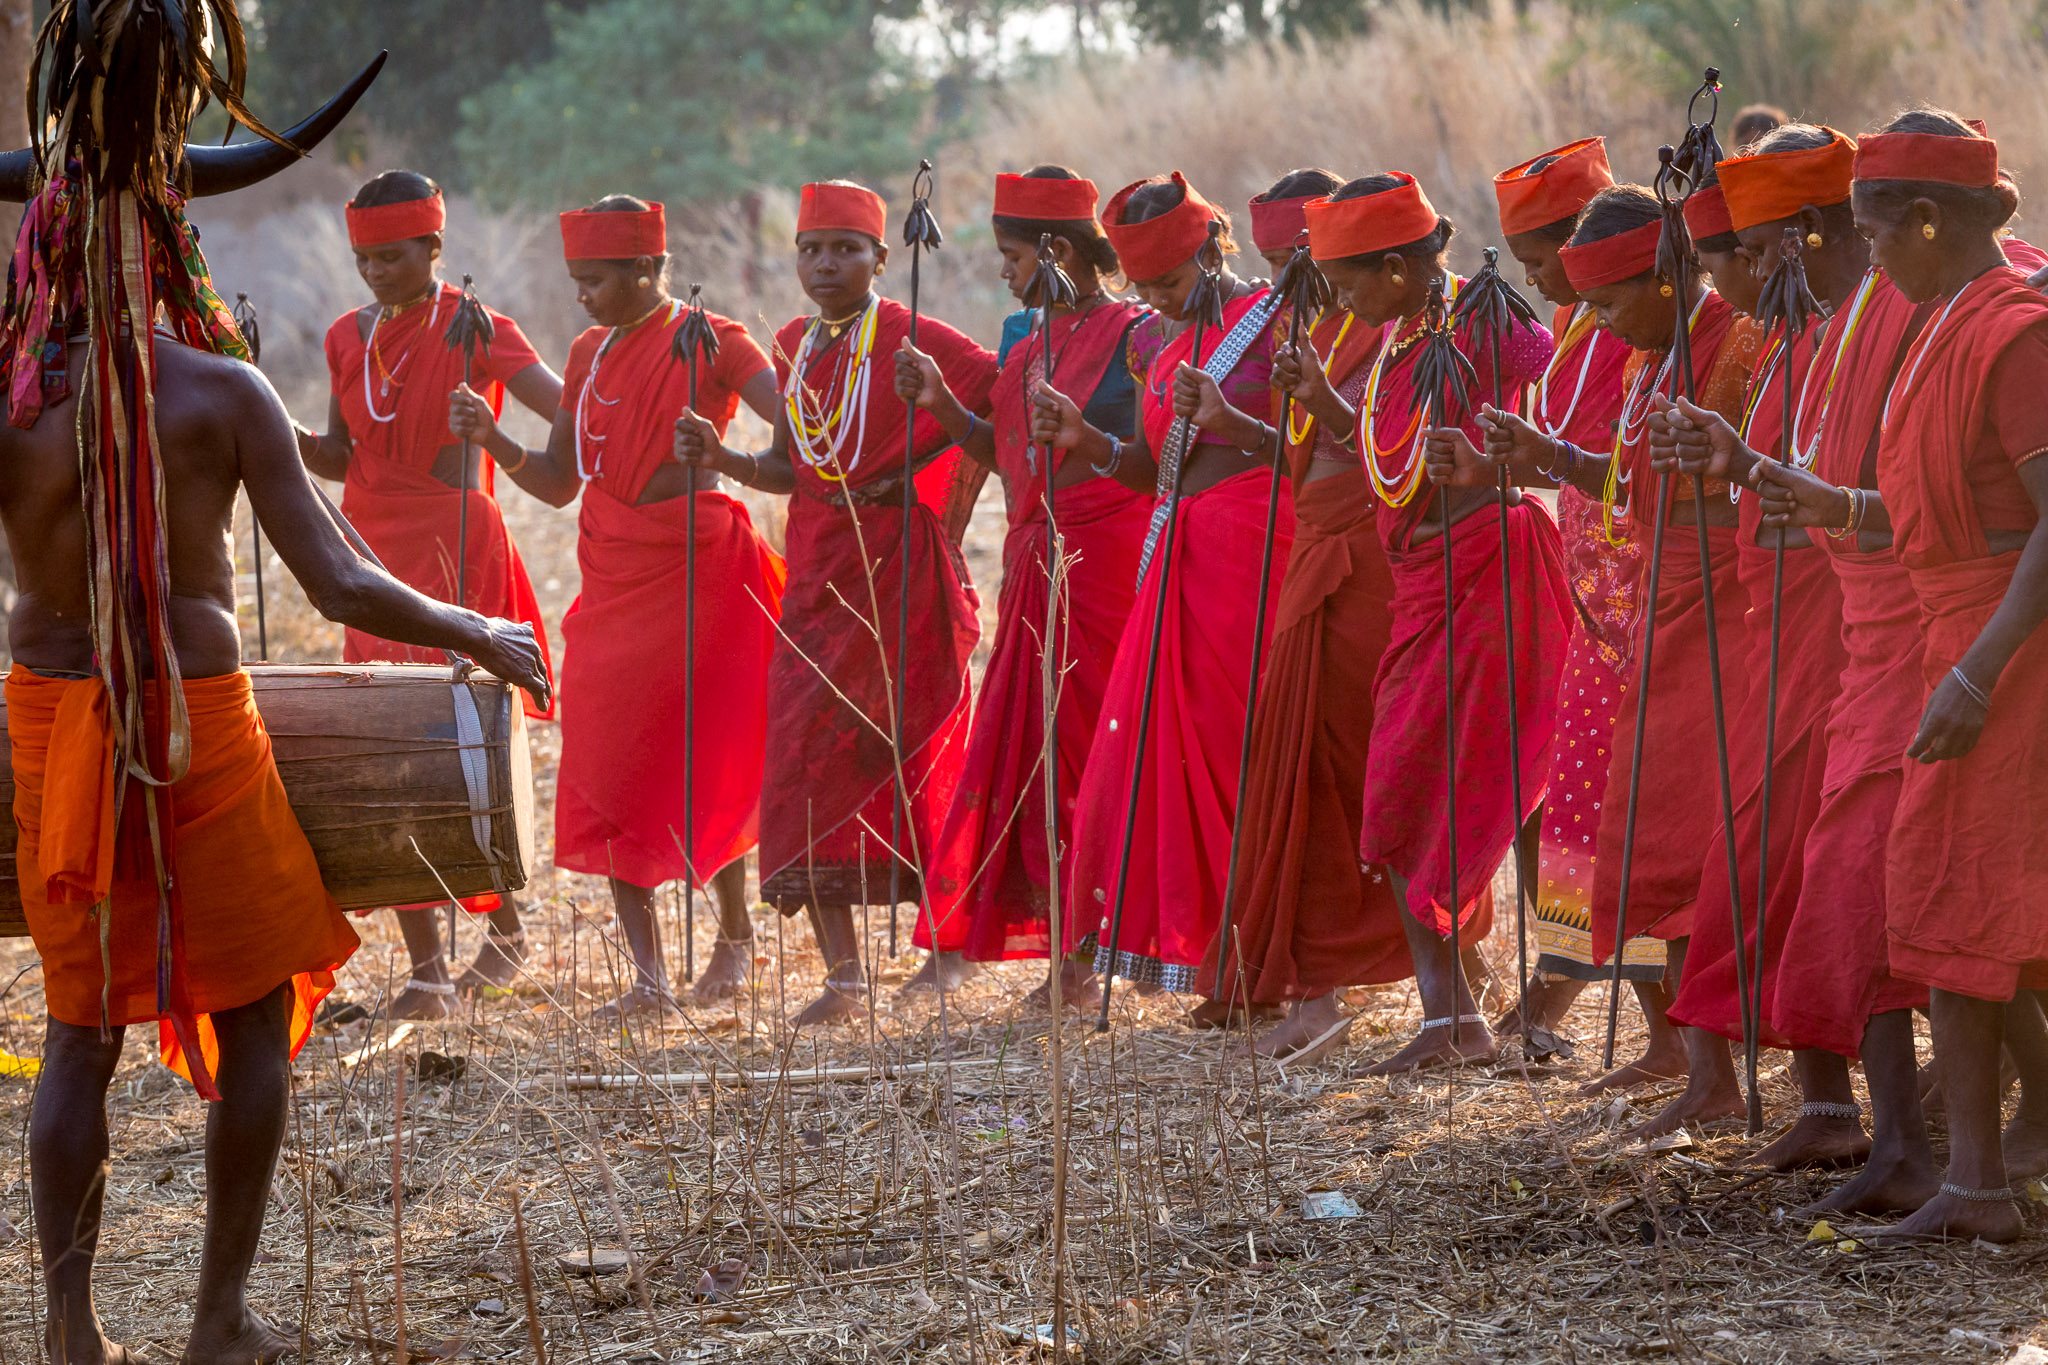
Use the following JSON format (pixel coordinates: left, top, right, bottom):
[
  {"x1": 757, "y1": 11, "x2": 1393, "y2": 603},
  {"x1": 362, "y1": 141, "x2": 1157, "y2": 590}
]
[
  {"x1": 1806, "y1": 232, "x2": 1823, "y2": 248},
  {"x1": 1659, "y1": 282, "x2": 1674, "y2": 297},
  {"x1": 636, "y1": 275, "x2": 652, "y2": 288},
  {"x1": 1391, "y1": 273, "x2": 1404, "y2": 286},
  {"x1": 1922, "y1": 223, "x2": 1937, "y2": 240}
]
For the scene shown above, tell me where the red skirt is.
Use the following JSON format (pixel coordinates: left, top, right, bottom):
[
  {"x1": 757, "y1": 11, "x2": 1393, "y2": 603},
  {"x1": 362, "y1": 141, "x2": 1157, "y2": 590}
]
[
  {"x1": 1199, "y1": 467, "x2": 1408, "y2": 1002},
  {"x1": 554, "y1": 486, "x2": 785, "y2": 889},
  {"x1": 1066, "y1": 468, "x2": 1292, "y2": 991},
  {"x1": 919, "y1": 477, "x2": 1148, "y2": 959}
]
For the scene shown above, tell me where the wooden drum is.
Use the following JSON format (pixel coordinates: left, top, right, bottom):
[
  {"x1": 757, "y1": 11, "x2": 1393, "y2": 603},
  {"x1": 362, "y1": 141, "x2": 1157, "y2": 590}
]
[{"x1": 0, "y1": 663, "x2": 536, "y2": 937}]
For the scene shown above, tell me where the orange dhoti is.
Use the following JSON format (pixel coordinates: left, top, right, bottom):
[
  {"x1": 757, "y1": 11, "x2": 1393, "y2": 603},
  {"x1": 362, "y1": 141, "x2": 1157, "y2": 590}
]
[{"x1": 8, "y1": 666, "x2": 359, "y2": 1086}]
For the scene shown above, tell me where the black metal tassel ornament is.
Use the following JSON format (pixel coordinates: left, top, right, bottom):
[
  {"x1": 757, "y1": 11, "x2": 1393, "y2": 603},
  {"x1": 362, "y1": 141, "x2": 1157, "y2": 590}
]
[
  {"x1": 673, "y1": 283, "x2": 722, "y2": 987},
  {"x1": 445, "y1": 274, "x2": 496, "y2": 615},
  {"x1": 1452, "y1": 246, "x2": 1542, "y2": 1040},
  {"x1": 1414, "y1": 275, "x2": 1480, "y2": 1043},
  {"x1": 893, "y1": 159, "x2": 944, "y2": 957},
  {"x1": 1209, "y1": 235, "x2": 1331, "y2": 1014}
]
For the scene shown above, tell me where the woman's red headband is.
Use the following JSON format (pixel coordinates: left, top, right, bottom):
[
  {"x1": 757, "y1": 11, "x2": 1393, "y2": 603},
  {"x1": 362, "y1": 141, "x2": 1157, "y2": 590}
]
[
  {"x1": 1717, "y1": 129, "x2": 1856, "y2": 232},
  {"x1": 1493, "y1": 138, "x2": 1613, "y2": 238},
  {"x1": 1303, "y1": 173, "x2": 1439, "y2": 263},
  {"x1": 1682, "y1": 183, "x2": 1734, "y2": 242},
  {"x1": 798, "y1": 182, "x2": 888, "y2": 242},
  {"x1": 347, "y1": 190, "x2": 446, "y2": 248},
  {"x1": 1249, "y1": 193, "x2": 1315, "y2": 254},
  {"x1": 1103, "y1": 172, "x2": 1220, "y2": 281},
  {"x1": 560, "y1": 204, "x2": 667, "y2": 260},
  {"x1": 994, "y1": 174, "x2": 1099, "y2": 222},
  {"x1": 1852, "y1": 131, "x2": 2000, "y2": 188},
  {"x1": 1559, "y1": 219, "x2": 1663, "y2": 291}
]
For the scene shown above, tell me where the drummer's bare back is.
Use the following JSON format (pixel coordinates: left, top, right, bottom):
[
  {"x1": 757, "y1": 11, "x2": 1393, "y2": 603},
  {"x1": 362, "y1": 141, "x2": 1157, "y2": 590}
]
[{"x1": 0, "y1": 338, "x2": 481, "y2": 681}]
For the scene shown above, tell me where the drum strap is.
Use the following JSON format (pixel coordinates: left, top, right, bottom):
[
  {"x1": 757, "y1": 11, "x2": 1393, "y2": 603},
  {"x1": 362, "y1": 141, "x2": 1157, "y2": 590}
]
[{"x1": 450, "y1": 680, "x2": 508, "y2": 894}]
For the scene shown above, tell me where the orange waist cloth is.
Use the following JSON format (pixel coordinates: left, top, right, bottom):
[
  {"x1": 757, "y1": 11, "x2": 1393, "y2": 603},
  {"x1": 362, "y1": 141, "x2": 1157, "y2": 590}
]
[{"x1": 8, "y1": 667, "x2": 359, "y2": 1086}]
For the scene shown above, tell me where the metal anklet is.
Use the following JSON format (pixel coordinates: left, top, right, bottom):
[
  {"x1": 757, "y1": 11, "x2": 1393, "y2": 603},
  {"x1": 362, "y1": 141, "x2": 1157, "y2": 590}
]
[
  {"x1": 1800, "y1": 1101, "x2": 1862, "y2": 1120},
  {"x1": 1420, "y1": 1013, "x2": 1487, "y2": 1030},
  {"x1": 404, "y1": 978, "x2": 458, "y2": 997},
  {"x1": 1939, "y1": 1182, "x2": 2019, "y2": 1203}
]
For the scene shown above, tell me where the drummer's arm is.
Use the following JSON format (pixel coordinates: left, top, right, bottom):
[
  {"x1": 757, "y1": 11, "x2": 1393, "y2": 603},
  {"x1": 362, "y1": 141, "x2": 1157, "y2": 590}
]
[{"x1": 236, "y1": 364, "x2": 551, "y2": 704}]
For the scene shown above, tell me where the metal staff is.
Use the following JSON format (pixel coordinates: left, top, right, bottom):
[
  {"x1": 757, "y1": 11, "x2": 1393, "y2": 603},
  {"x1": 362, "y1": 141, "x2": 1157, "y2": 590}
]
[
  {"x1": 673, "y1": 284, "x2": 722, "y2": 986},
  {"x1": 1415, "y1": 275, "x2": 1481, "y2": 1043},
  {"x1": 233, "y1": 292, "x2": 268, "y2": 660},
  {"x1": 1452, "y1": 247, "x2": 1542, "y2": 1036},
  {"x1": 1024, "y1": 234, "x2": 1079, "y2": 1000},
  {"x1": 1209, "y1": 237, "x2": 1331, "y2": 1012},
  {"x1": 445, "y1": 274, "x2": 496, "y2": 615},
  {"x1": 893, "y1": 160, "x2": 943, "y2": 956},
  {"x1": 1744, "y1": 227, "x2": 1822, "y2": 1130},
  {"x1": 1097, "y1": 220, "x2": 1228, "y2": 1033}
]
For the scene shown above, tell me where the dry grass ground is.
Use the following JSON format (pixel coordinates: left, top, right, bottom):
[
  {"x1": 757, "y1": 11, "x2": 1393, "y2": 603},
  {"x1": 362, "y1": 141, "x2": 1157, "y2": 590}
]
[{"x1": 5, "y1": 3, "x2": 2048, "y2": 1359}]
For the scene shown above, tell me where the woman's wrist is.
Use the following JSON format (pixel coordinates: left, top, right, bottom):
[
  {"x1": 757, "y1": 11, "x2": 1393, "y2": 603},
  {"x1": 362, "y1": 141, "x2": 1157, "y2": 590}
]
[
  {"x1": 930, "y1": 389, "x2": 972, "y2": 441},
  {"x1": 718, "y1": 446, "x2": 759, "y2": 486}
]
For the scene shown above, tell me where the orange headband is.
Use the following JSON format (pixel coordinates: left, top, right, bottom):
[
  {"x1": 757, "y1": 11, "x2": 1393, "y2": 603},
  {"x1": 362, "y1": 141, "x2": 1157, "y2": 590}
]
[
  {"x1": 347, "y1": 190, "x2": 446, "y2": 248},
  {"x1": 1102, "y1": 172, "x2": 1221, "y2": 282},
  {"x1": 1853, "y1": 131, "x2": 2000, "y2": 188},
  {"x1": 1717, "y1": 129, "x2": 1856, "y2": 232},
  {"x1": 994, "y1": 174, "x2": 1099, "y2": 222},
  {"x1": 1493, "y1": 138, "x2": 1613, "y2": 237},
  {"x1": 1303, "y1": 173, "x2": 1440, "y2": 263},
  {"x1": 1559, "y1": 219, "x2": 1663, "y2": 291},
  {"x1": 1249, "y1": 193, "x2": 1315, "y2": 254},
  {"x1": 798, "y1": 181, "x2": 889, "y2": 242},
  {"x1": 1682, "y1": 183, "x2": 1734, "y2": 242},
  {"x1": 560, "y1": 204, "x2": 667, "y2": 260}
]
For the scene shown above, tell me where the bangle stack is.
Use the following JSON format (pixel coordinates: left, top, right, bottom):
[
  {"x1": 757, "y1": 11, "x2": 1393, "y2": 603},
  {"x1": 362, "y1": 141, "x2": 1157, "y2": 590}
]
[
  {"x1": 1091, "y1": 434, "x2": 1125, "y2": 479},
  {"x1": 1538, "y1": 437, "x2": 1583, "y2": 484},
  {"x1": 1825, "y1": 485, "x2": 1869, "y2": 539},
  {"x1": 1950, "y1": 665, "x2": 1992, "y2": 710}
]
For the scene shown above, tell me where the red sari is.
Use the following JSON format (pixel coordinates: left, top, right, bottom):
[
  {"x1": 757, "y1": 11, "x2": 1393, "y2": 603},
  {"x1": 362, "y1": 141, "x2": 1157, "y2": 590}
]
[
  {"x1": 553, "y1": 305, "x2": 786, "y2": 889},
  {"x1": 1527, "y1": 305, "x2": 1650, "y2": 981},
  {"x1": 1589, "y1": 296, "x2": 1759, "y2": 957},
  {"x1": 1673, "y1": 315, "x2": 1851, "y2": 1046},
  {"x1": 758, "y1": 296, "x2": 996, "y2": 910},
  {"x1": 1878, "y1": 266, "x2": 2048, "y2": 1001},
  {"x1": 325, "y1": 282, "x2": 554, "y2": 717},
  {"x1": 1355, "y1": 290, "x2": 1566, "y2": 937},
  {"x1": 1200, "y1": 311, "x2": 1408, "y2": 1003},
  {"x1": 1753, "y1": 272, "x2": 1931, "y2": 1055},
  {"x1": 919, "y1": 300, "x2": 1151, "y2": 960},
  {"x1": 1065, "y1": 289, "x2": 1291, "y2": 990}
]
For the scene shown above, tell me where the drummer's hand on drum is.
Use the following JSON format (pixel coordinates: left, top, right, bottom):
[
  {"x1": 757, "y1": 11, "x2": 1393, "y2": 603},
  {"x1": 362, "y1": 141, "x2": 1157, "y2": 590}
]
[
  {"x1": 448, "y1": 384, "x2": 500, "y2": 446},
  {"x1": 471, "y1": 617, "x2": 551, "y2": 712}
]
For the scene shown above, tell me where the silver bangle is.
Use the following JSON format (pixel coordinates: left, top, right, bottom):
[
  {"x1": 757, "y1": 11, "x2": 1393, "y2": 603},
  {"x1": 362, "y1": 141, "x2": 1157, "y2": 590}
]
[
  {"x1": 1950, "y1": 665, "x2": 1992, "y2": 710},
  {"x1": 1800, "y1": 1101, "x2": 1861, "y2": 1120},
  {"x1": 1091, "y1": 434, "x2": 1124, "y2": 478},
  {"x1": 1940, "y1": 1182, "x2": 2018, "y2": 1203},
  {"x1": 1240, "y1": 422, "x2": 1275, "y2": 457}
]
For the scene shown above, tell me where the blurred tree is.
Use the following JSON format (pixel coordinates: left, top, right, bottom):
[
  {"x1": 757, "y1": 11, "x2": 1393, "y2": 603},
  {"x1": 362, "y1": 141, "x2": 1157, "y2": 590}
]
[
  {"x1": 1564, "y1": 0, "x2": 1882, "y2": 114},
  {"x1": 247, "y1": 0, "x2": 603, "y2": 185},
  {"x1": 457, "y1": 0, "x2": 937, "y2": 211},
  {"x1": 1121, "y1": 0, "x2": 1376, "y2": 52}
]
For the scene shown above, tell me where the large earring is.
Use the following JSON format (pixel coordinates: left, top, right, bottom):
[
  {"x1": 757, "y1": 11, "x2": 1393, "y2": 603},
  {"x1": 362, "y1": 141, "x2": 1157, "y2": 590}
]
[
  {"x1": 1922, "y1": 223, "x2": 1937, "y2": 241},
  {"x1": 1659, "y1": 282, "x2": 1674, "y2": 297},
  {"x1": 1391, "y1": 273, "x2": 1404, "y2": 286},
  {"x1": 1806, "y1": 232, "x2": 1823, "y2": 248},
  {"x1": 636, "y1": 275, "x2": 652, "y2": 288}
]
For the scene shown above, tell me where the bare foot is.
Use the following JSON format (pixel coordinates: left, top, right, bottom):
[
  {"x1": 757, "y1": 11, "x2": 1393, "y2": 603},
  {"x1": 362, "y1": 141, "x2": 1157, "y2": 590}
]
[
  {"x1": 2003, "y1": 1109, "x2": 2048, "y2": 1182},
  {"x1": 1494, "y1": 976, "x2": 1584, "y2": 1038},
  {"x1": 1752, "y1": 1113, "x2": 1872, "y2": 1171},
  {"x1": 897, "y1": 950, "x2": 976, "y2": 996},
  {"x1": 1806, "y1": 1150, "x2": 1940, "y2": 1216},
  {"x1": 181, "y1": 1309, "x2": 296, "y2": 1365},
  {"x1": 389, "y1": 981, "x2": 457, "y2": 1021},
  {"x1": 47, "y1": 1321, "x2": 150, "y2": 1365},
  {"x1": 792, "y1": 980, "x2": 866, "y2": 1028},
  {"x1": 1577, "y1": 1042, "x2": 1690, "y2": 1096},
  {"x1": 1024, "y1": 965, "x2": 1102, "y2": 1015},
  {"x1": 1248, "y1": 996, "x2": 1347, "y2": 1059},
  {"x1": 1629, "y1": 1073, "x2": 1746, "y2": 1141},
  {"x1": 1186, "y1": 998, "x2": 1284, "y2": 1031},
  {"x1": 454, "y1": 933, "x2": 527, "y2": 995},
  {"x1": 1869, "y1": 1188, "x2": 2023, "y2": 1243},
  {"x1": 1357, "y1": 1018, "x2": 1498, "y2": 1077},
  {"x1": 592, "y1": 985, "x2": 678, "y2": 1022},
  {"x1": 688, "y1": 938, "x2": 753, "y2": 1005}
]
